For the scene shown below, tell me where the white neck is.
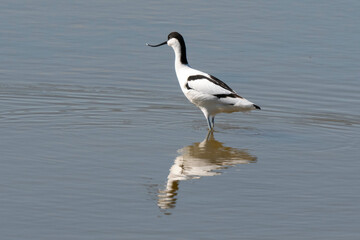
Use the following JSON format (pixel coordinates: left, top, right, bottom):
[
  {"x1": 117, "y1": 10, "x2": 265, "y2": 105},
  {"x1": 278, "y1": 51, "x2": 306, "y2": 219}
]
[
  {"x1": 168, "y1": 37, "x2": 189, "y2": 68},
  {"x1": 171, "y1": 48, "x2": 188, "y2": 80}
]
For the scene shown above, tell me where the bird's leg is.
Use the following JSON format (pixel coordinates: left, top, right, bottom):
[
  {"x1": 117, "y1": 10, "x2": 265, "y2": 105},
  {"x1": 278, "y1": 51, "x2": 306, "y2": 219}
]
[
  {"x1": 207, "y1": 116, "x2": 213, "y2": 130},
  {"x1": 211, "y1": 116, "x2": 215, "y2": 129}
]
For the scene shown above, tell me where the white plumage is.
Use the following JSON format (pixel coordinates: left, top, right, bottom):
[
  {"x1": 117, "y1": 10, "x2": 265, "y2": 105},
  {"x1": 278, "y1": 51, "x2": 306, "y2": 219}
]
[{"x1": 147, "y1": 32, "x2": 260, "y2": 130}]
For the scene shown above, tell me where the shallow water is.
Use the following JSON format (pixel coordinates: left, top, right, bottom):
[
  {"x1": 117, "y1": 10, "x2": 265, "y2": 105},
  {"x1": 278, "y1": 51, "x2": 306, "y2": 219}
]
[{"x1": 1, "y1": 0, "x2": 360, "y2": 239}]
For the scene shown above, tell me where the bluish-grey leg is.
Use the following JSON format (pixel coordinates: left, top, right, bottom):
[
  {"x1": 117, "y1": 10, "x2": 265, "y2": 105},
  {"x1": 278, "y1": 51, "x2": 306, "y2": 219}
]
[
  {"x1": 207, "y1": 116, "x2": 212, "y2": 130},
  {"x1": 211, "y1": 116, "x2": 215, "y2": 129}
]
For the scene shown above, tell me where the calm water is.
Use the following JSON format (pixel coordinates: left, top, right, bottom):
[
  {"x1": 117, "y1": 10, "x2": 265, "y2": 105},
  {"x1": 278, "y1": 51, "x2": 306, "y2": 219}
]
[{"x1": 1, "y1": 0, "x2": 359, "y2": 239}]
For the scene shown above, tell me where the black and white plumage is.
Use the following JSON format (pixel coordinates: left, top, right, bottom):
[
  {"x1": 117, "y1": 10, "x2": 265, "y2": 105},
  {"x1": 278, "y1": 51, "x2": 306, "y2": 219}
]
[{"x1": 147, "y1": 32, "x2": 260, "y2": 130}]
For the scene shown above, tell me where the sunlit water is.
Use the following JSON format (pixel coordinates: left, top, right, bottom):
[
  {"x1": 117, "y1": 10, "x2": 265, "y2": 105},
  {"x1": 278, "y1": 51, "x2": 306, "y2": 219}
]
[{"x1": 1, "y1": 0, "x2": 359, "y2": 239}]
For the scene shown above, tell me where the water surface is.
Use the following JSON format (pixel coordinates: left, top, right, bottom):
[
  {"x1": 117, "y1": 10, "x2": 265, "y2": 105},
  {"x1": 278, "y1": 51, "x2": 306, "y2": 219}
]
[{"x1": 1, "y1": 0, "x2": 359, "y2": 239}]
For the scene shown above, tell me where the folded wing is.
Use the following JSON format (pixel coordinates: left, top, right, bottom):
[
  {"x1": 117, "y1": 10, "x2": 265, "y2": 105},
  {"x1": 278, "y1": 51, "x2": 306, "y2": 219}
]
[{"x1": 187, "y1": 74, "x2": 242, "y2": 96}]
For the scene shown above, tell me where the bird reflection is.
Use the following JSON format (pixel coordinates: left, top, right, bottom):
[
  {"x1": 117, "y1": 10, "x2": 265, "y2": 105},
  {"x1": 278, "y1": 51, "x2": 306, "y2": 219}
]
[{"x1": 157, "y1": 131, "x2": 257, "y2": 211}]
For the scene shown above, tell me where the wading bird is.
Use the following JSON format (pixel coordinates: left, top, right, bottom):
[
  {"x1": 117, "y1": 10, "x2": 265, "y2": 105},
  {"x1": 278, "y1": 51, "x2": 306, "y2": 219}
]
[{"x1": 147, "y1": 32, "x2": 260, "y2": 130}]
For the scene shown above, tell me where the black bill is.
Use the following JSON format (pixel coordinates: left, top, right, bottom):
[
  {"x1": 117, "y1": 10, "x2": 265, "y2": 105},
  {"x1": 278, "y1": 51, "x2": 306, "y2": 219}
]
[{"x1": 146, "y1": 41, "x2": 167, "y2": 47}]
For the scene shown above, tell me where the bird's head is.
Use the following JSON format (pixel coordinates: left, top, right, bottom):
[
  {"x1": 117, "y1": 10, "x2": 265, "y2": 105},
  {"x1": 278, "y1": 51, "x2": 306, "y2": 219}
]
[
  {"x1": 146, "y1": 32, "x2": 188, "y2": 64},
  {"x1": 146, "y1": 32, "x2": 184, "y2": 48}
]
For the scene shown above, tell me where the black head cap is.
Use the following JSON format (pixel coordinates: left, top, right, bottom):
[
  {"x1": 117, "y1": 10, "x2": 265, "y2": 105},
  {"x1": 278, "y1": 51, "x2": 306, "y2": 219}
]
[{"x1": 168, "y1": 32, "x2": 184, "y2": 41}]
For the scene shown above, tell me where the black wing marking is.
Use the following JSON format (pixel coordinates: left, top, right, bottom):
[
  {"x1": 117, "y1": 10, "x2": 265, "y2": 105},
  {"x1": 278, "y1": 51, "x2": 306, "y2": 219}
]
[
  {"x1": 214, "y1": 93, "x2": 243, "y2": 99},
  {"x1": 185, "y1": 82, "x2": 192, "y2": 90},
  {"x1": 187, "y1": 74, "x2": 244, "y2": 99},
  {"x1": 187, "y1": 74, "x2": 235, "y2": 93}
]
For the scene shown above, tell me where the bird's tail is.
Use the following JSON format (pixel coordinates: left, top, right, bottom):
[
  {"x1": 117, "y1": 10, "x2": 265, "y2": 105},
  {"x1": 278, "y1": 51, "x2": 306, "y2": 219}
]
[
  {"x1": 253, "y1": 104, "x2": 261, "y2": 110},
  {"x1": 233, "y1": 99, "x2": 261, "y2": 111}
]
